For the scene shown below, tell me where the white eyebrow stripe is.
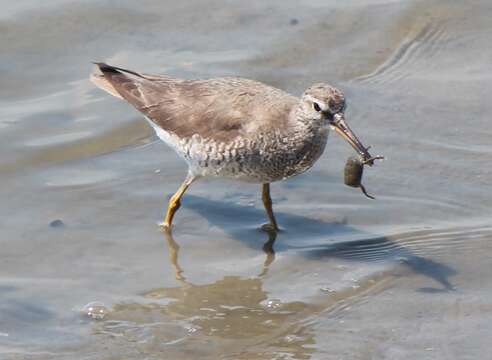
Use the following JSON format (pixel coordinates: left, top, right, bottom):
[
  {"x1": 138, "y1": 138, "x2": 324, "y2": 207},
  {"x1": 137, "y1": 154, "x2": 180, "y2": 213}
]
[{"x1": 304, "y1": 95, "x2": 329, "y2": 111}]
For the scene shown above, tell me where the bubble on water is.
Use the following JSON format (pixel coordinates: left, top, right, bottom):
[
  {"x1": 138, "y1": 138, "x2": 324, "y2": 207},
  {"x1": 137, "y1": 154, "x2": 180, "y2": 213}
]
[
  {"x1": 49, "y1": 219, "x2": 65, "y2": 228},
  {"x1": 320, "y1": 287, "x2": 335, "y2": 293},
  {"x1": 396, "y1": 256, "x2": 409, "y2": 263},
  {"x1": 82, "y1": 301, "x2": 109, "y2": 320},
  {"x1": 185, "y1": 326, "x2": 197, "y2": 334},
  {"x1": 285, "y1": 334, "x2": 303, "y2": 343},
  {"x1": 263, "y1": 299, "x2": 282, "y2": 309}
]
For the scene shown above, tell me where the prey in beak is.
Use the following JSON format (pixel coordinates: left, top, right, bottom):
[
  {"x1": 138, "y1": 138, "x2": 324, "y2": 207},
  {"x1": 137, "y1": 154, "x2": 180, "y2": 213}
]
[{"x1": 327, "y1": 113, "x2": 383, "y2": 166}]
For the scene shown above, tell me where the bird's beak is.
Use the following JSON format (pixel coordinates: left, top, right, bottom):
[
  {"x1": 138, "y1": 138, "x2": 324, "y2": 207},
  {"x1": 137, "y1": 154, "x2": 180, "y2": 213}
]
[{"x1": 329, "y1": 113, "x2": 375, "y2": 165}]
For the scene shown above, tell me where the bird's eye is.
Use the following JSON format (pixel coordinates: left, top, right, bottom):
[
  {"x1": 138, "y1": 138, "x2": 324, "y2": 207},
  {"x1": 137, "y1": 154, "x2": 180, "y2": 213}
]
[{"x1": 313, "y1": 102, "x2": 321, "y2": 112}]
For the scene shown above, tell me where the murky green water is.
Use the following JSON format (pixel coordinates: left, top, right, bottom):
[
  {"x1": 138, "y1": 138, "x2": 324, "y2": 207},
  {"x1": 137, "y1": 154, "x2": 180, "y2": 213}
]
[{"x1": 2, "y1": 1, "x2": 492, "y2": 358}]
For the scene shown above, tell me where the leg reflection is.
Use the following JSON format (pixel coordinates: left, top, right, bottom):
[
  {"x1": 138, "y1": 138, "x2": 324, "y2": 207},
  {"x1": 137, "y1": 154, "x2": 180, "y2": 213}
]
[
  {"x1": 162, "y1": 227, "x2": 186, "y2": 282},
  {"x1": 162, "y1": 227, "x2": 278, "y2": 281},
  {"x1": 259, "y1": 229, "x2": 277, "y2": 277}
]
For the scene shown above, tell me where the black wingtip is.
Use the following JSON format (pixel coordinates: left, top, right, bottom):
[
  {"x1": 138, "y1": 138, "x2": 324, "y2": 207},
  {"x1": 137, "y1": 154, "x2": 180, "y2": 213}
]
[
  {"x1": 93, "y1": 62, "x2": 121, "y2": 74},
  {"x1": 92, "y1": 62, "x2": 144, "y2": 78}
]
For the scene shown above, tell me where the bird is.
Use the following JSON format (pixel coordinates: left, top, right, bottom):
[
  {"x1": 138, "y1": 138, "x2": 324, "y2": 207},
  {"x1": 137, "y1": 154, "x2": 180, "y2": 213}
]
[{"x1": 91, "y1": 63, "x2": 377, "y2": 231}]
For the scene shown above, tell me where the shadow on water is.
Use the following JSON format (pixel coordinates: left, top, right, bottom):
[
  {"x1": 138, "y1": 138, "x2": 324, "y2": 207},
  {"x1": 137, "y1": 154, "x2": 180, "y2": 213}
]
[
  {"x1": 183, "y1": 195, "x2": 456, "y2": 292},
  {"x1": 101, "y1": 226, "x2": 407, "y2": 359}
]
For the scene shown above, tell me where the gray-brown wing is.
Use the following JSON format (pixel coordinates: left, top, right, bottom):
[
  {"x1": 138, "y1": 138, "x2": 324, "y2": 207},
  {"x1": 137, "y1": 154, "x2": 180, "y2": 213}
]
[{"x1": 95, "y1": 63, "x2": 298, "y2": 143}]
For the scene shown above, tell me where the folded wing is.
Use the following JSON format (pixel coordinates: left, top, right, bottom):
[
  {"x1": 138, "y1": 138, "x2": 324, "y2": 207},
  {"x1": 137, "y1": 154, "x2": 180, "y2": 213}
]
[{"x1": 91, "y1": 63, "x2": 297, "y2": 143}]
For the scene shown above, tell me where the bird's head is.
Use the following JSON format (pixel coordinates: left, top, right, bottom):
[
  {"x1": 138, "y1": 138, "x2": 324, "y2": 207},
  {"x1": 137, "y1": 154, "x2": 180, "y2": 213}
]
[{"x1": 300, "y1": 83, "x2": 376, "y2": 164}]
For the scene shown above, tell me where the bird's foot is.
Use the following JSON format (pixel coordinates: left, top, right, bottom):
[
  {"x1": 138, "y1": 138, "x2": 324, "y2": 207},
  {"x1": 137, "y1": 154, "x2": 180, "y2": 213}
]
[
  {"x1": 260, "y1": 223, "x2": 280, "y2": 233},
  {"x1": 158, "y1": 221, "x2": 172, "y2": 231}
]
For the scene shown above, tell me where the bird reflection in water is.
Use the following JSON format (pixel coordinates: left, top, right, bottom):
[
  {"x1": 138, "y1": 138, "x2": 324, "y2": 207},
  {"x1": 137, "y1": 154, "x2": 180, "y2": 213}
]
[
  {"x1": 153, "y1": 228, "x2": 314, "y2": 340},
  {"x1": 102, "y1": 229, "x2": 317, "y2": 359}
]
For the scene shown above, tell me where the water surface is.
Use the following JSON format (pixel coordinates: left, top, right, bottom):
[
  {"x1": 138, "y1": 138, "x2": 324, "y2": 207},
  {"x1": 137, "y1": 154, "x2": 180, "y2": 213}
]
[{"x1": 1, "y1": 0, "x2": 492, "y2": 358}]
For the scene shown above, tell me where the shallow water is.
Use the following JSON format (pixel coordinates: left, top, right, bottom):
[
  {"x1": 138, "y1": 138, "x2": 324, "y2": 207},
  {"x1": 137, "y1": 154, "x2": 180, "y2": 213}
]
[{"x1": 1, "y1": 0, "x2": 492, "y2": 358}]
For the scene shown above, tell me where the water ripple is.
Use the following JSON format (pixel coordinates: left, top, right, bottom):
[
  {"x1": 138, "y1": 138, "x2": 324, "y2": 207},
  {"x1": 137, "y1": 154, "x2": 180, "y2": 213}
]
[{"x1": 354, "y1": 20, "x2": 450, "y2": 85}]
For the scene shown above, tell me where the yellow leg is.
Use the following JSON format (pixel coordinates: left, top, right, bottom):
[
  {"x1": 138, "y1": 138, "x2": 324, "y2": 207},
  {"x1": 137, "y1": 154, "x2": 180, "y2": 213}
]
[
  {"x1": 161, "y1": 175, "x2": 196, "y2": 229},
  {"x1": 261, "y1": 183, "x2": 279, "y2": 232}
]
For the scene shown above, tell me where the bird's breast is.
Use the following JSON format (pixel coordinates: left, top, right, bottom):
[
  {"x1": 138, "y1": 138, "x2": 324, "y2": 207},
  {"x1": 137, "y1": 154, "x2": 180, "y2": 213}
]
[{"x1": 175, "y1": 126, "x2": 329, "y2": 183}]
